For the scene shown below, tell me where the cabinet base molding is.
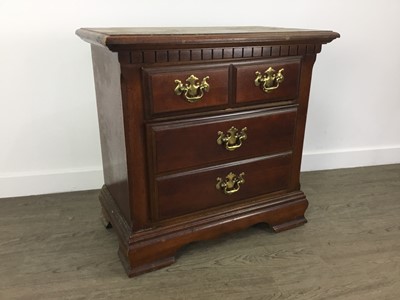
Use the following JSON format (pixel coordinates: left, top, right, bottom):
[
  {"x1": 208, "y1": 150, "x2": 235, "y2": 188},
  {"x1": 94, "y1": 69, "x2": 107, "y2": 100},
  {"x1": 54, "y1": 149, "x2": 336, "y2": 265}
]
[{"x1": 99, "y1": 185, "x2": 308, "y2": 277}]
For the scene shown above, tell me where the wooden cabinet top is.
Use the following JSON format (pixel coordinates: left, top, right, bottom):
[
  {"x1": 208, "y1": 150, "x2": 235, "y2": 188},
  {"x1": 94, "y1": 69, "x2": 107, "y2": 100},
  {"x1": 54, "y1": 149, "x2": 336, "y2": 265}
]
[{"x1": 76, "y1": 26, "x2": 339, "y2": 49}]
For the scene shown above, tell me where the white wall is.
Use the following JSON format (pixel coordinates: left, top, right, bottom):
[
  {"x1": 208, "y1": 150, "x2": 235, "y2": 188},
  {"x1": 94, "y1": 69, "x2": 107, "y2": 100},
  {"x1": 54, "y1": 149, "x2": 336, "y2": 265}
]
[{"x1": 1, "y1": 0, "x2": 399, "y2": 197}]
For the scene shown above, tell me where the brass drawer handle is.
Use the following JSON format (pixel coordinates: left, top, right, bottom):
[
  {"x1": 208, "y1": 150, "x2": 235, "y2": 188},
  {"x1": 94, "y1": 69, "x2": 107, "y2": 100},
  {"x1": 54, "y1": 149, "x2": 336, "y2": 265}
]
[
  {"x1": 216, "y1": 172, "x2": 245, "y2": 195},
  {"x1": 217, "y1": 126, "x2": 247, "y2": 151},
  {"x1": 174, "y1": 74, "x2": 210, "y2": 103},
  {"x1": 254, "y1": 67, "x2": 284, "y2": 93}
]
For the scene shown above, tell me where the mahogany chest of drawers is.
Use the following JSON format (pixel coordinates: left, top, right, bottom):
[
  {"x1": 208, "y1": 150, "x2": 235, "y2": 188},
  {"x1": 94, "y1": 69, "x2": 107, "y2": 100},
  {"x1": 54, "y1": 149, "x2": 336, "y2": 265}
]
[{"x1": 76, "y1": 27, "x2": 339, "y2": 277}]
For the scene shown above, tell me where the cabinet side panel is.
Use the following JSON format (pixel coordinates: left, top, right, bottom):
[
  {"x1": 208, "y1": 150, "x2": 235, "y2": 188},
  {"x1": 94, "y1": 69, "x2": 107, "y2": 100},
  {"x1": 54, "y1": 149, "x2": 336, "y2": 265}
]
[
  {"x1": 289, "y1": 54, "x2": 317, "y2": 190},
  {"x1": 91, "y1": 45, "x2": 130, "y2": 225}
]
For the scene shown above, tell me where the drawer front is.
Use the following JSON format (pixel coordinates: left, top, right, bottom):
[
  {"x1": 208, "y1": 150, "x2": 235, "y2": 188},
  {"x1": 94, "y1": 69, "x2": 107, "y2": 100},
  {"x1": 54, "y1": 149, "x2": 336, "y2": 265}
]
[
  {"x1": 156, "y1": 154, "x2": 292, "y2": 219},
  {"x1": 144, "y1": 65, "x2": 229, "y2": 115},
  {"x1": 148, "y1": 108, "x2": 297, "y2": 174},
  {"x1": 234, "y1": 58, "x2": 301, "y2": 104}
]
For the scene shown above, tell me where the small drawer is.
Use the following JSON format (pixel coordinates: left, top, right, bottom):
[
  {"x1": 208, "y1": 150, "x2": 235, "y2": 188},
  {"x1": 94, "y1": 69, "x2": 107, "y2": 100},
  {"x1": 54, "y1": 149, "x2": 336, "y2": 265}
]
[
  {"x1": 155, "y1": 153, "x2": 292, "y2": 219},
  {"x1": 148, "y1": 107, "x2": 297, "y2": 174},
  {"x1": 234, "y1": 58, "x2": 301, "y2": 104},
  {"x1": 143, "y1": 65, "x2": 229, "y2": 115}
]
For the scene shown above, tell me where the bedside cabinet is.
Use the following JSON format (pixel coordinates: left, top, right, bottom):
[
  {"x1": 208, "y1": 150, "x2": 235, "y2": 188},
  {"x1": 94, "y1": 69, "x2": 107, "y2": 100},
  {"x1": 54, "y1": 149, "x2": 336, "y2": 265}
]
[{"x1": 76, "y1": 27, "x2": 339, "y2": 277}]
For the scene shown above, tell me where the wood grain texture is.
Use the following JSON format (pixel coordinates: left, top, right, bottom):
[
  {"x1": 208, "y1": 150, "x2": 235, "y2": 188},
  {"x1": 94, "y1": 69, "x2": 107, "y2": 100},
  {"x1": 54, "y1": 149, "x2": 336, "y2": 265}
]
[
  {"x1": 156, "y1": 153, "x2": 293, "y2": 219},
  {"x1": 1, "y1": 164, "x2": 399, "y2": 299},
  {"x1": 91, "y1": 45, "x2": 131, "y2": 224},
  {"x1": 149, "y1": 107, "x2": 297, "y2": 174},
  {"x1": 144, "y1": 64, "x2": 229, "y2": 115},
  {"x1": 79, "y1": 27, "x2": 338, "y2": 276},
  {"x1": 75, "y1": 26, "x2": 340, "y2": 50},
  {"x1": 234, "y1": 57, "x2": 301, "y2": 104}
]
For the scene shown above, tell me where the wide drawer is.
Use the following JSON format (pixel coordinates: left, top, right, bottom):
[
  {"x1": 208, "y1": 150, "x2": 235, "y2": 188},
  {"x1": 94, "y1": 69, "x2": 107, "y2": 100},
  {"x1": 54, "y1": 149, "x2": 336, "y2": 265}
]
[
  {"x1": 156, "y1": 153, "x2": 292, "y2": 219},
  {"x1": 148, "y1": 107, "x2": 297, "y2": 174},
  {"x1": 143, "y1": 65, "x2": 229, "y2": 115},
  {"x1": 234, "y1": 57, "x2": 301, "y2": 104}
]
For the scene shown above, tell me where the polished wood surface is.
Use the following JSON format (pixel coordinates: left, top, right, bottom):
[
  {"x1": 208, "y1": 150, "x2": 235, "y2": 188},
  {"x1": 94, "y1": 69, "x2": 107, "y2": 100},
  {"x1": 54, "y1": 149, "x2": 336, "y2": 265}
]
[
  {"x1": 1, "y1": 165, "x2": 399, "y2": 299},
  {"x1": 156, "y1": 153, "x2": 293, "y2": 219},
  {"x1": 144, "y1": 65, "x2": 229, "y2": 114},
  {"x1": 76, "y1": 26, "x2": 340, "y2": 49},
  {"x1": 77, "y1": 26, "x2": 339, "y2": 276},
  {"x1": 149, "y1": 107, "x2": 297, "y2": 173},
  {"x1": 234, "y1": 57, "x2": 301, "y2": 103},
  {"x1": 91, "y1": 45, "x2": 130, "y2": 224}
]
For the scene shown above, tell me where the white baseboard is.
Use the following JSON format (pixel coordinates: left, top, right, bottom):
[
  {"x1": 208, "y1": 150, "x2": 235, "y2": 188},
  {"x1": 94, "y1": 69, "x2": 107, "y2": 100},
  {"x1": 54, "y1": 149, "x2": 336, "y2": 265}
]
[
  {"x1": 0, "y1": 167, "x2": 104, "y2": 198},
  {"x1": 301, "y1": 146, "x2": 400, "y2": 172},
  {"x1": 1, "y1": 146, "x2": 399, "y2": 198}
]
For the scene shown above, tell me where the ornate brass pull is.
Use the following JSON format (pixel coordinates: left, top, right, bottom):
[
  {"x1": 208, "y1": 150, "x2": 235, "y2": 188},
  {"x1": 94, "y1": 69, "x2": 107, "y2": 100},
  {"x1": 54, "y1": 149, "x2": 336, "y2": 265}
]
[
  {"x1": 217, "y1": 126, "x2": 247, "y2": 151},
  {"x1": 174, "y1": 74, "x2": 210, "y2": 103},
  {"x1": 254, "y1": 67, "x2": 284, "y2": 93},
  {"x1": 216, "y1": 172, "x2": 245, "y2": 195}
]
